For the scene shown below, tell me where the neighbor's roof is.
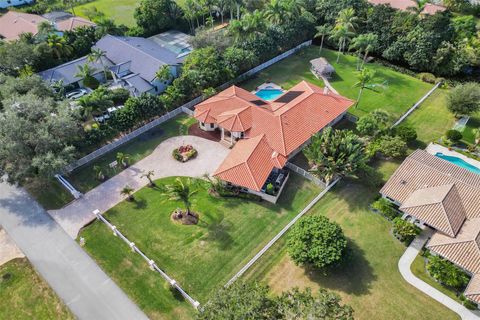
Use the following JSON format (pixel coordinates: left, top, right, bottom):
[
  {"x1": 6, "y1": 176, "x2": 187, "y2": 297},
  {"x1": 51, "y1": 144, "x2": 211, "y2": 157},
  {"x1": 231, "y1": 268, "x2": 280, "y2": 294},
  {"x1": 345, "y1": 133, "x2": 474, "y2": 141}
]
[
  {"x1": 95, "y1": 34, "x2": 188, "y2": 82},
  {"x1": 400, "y1": 184, "x2": 466, "y2": 237},
  {"x1": 421, "y1": 3, "x2": 447, "y2": 15},
  {"x1": 0, "y1": 11, "x2": 47, "y2": 41},
  {"x1": 42, "y1": 11, "x2": 73, "y2": 22},
  {"x1": 427, "y1": 218, "x2": 480, "y2": 274},
  {"x1": 55, "y1": 16, "x2": 96, "y2": 31},
  {"x1": 214, "y1": 134, "x2": 287, "y2": 191},
  {"x1": 465, "y1": 274, "x2": 480, "y2": 303},
  {"x1": 368, "y1": 0, "x2": 418, "y2": 11},
  {"x1": 380, "y1": 150, "x2": 480, "y2": 225},
  {"x1": 38, "y1": 55, "x2": 113, "y2": 85}
]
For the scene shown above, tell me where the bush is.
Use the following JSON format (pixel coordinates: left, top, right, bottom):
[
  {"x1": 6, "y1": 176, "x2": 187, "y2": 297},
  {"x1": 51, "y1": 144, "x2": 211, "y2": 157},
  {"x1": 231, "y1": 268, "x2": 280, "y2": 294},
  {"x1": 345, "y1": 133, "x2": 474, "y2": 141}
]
[
  {"x1": 463, "y1": 299, "x2": 478, "y2": 310},
  {"x1": 287, "y1": 215, "x2": 347, "y2": 270},
  {"x1": 427, "y1": 255, "x2": 470, "y2": 289},
  {"x1": 371, "y1": 198, "x2": 398, "y2": 220},
  {"x1": 446, "y1": 83, "x2": 480, "y2": 116},
  {"x1": 392, "y1": 217, "x2": 421, "y2": 244},
  {"x1": 446, "y1": 129, "x2": 463, "y2": 142},
  {"x1": 368, "y1": 135, "x2": 407, "y2": 158},
  {"x1": 395, "y1": 125, "x2": 417, "y2": 143},
  {"x1": 110, "y1": 88, "x2": 130, "y2": 105},
  {"x1": 417, "y1": 72, "x2": 437, "y2": 84},
  {"x1": 82, "y1": 75, "x2": 100, "y2": 89}
]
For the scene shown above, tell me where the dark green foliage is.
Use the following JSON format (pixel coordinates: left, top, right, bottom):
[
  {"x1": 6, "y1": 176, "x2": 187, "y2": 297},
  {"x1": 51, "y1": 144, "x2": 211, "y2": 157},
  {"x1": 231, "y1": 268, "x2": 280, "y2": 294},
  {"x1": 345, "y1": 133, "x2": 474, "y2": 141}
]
[
  {"x1": 82, "y1": 75, "x2": 100, "y2": 89},
  {"x1": 134, "y1": 0, "x2": 182, "y2": 36},
  {"x1": 287, "y1": 215, "x2": 347, "y2": 270},
  {"x1": 197, "y1": 281, "x2": 354, "y2": 320},
  {"x1": 392, "y1": 217, "x2": 421, "y2": 244},
  {"x1": 356, "y1": 164, "x2": 384, "y2": 187},
  {"x1": 446, "y1": 83, "x2": 480, "y2": 116},
  {"x1": 394, "y1": 125, "x2": 417, "y2": 143},
  {"x1": 427, "y1": 255, "x2": 470, "y2": 289},
  {"x1": 356, "y1": 109, "x2": 391, "y2": 137},
  {"x1": 371, "y1": 198, "x2": 398, "y2": 220},
  {"x1": 368, "y1": 135, "x2": 407, "y2": 158},
  {"x1": 446, "y1": 129, "x2": 463, "y2": 142},
  {"x1": 463, "y1": 299, "x2": 478, "y2": 310}
]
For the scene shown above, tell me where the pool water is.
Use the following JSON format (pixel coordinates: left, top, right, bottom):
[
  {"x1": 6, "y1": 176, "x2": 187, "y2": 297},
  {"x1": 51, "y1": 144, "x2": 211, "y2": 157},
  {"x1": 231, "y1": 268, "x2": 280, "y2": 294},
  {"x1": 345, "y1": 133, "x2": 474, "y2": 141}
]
[
  {"x1": 435, "y1": 153, "x2": 480, "y2": 175},
  {"x1": 255, "y1": 89, "x2": 284, "y2": 101}
]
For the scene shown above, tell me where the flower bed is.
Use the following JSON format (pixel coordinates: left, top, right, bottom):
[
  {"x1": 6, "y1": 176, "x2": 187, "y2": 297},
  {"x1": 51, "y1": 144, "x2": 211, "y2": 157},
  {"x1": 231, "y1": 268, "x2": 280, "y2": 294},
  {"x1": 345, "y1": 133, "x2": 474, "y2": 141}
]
[{"x1": 172, "y1": 145, "x2": 198, "y2": 162}]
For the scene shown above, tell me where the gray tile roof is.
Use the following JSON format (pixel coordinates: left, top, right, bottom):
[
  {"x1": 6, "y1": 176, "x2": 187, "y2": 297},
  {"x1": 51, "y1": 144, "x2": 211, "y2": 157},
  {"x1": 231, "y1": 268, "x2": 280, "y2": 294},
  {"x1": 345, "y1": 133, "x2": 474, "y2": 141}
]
[{"x1": 122, "y1": 73, "x2": 154, "y2": 94}]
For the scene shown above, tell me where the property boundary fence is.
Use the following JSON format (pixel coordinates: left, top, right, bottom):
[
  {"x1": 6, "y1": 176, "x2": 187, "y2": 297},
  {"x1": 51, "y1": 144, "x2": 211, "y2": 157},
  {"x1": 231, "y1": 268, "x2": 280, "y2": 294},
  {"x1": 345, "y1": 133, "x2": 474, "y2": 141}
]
[
  {"x1": 92, "y1": 209, "x2": 200, "y2": 309},
  {"x1": 392, "y1": 81, "x2": 442, "y2": 128},
  {"x1": 62, "y1": 41, "x2": 312, "y2": 174},
  {"x1": 286, "y1": 162, "x2": 327, "y2": 188},
  {"x1": 225, "y1": 177, "x2": 340, "y2": 287}
]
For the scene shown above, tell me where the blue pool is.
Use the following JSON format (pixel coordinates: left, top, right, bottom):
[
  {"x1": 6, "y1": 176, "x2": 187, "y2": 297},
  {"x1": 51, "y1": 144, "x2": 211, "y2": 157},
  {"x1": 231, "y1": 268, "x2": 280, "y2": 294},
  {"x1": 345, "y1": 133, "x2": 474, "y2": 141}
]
[
  {"x1": 255, "y1": 88, "x2": 284, "y2": 101},
  {"x1": 435, "y1": 153, "x2": 480, "y2": 175}
]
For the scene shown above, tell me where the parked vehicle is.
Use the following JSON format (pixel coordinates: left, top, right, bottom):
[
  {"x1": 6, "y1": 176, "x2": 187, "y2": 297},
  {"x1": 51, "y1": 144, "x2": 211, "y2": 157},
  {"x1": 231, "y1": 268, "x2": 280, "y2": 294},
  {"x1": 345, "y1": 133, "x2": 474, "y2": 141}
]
[{"x1": 66, "y1": 88, "x2": 89, "y2": 100}]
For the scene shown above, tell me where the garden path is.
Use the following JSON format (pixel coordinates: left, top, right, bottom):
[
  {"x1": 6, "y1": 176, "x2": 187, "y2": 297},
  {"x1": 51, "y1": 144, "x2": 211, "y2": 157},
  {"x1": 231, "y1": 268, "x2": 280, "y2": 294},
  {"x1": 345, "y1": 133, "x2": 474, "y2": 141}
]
[
  {"x1": 49, "y1": 136, "x2": 229, "y2": 239},
  {"x1": 399, "y1": 228, "x2": 480, "y2": 320}
]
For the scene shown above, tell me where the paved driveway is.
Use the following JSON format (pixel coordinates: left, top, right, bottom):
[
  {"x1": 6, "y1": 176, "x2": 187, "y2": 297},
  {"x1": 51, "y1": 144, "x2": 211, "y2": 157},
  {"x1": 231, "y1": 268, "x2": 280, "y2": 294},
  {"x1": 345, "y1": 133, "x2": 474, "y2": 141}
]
[
  {"x1": 50, "y1": 136, "x2": 229, "y2": 238},
  {"x1": 0, "y1": 183, "x2": 148, "y2": 320}
]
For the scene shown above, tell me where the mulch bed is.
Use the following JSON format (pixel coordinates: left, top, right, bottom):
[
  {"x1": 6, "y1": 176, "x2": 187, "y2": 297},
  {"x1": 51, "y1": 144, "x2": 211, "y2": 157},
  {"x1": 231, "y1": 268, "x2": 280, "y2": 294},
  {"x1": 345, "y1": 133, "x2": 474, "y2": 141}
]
[
  {"x1": 171, "y1": 209, "x2": 199, "y2": 225},
  {"x1": 188, "y1": 123, "x2": 221, "y2": 142}
]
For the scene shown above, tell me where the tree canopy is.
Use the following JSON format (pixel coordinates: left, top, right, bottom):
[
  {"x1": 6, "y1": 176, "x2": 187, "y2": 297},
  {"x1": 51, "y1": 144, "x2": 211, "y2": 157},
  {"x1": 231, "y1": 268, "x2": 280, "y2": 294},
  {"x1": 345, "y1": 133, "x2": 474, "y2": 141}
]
[{"x1": 446, "y1": 82, "x2": 480, "y2": 116}]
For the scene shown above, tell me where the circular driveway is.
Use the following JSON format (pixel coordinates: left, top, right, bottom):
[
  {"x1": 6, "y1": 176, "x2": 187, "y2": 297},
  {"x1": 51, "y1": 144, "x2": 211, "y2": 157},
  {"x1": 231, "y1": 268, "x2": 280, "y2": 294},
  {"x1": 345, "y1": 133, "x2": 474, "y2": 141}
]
[{"x1": 49, "y1": 136, "x2": 230, "y2": 238}]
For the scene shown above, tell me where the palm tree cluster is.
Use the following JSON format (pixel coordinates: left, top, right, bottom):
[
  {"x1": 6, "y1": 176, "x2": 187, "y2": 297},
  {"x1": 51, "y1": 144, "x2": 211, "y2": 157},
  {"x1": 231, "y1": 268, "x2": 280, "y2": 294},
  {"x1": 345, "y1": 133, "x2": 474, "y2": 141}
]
[{"x1": 162, "y1": 178, "x2": 198, "y2": 217}]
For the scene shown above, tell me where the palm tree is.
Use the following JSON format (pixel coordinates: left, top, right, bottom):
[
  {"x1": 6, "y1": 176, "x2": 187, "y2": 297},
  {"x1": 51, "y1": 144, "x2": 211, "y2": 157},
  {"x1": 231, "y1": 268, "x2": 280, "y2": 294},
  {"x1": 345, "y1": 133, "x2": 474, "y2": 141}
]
[
  {"x1": 284, "y1": 0, "x2": 303, "y2": 22},
  {"x1": 230, "y1": 0, "x2": 243, "y2": 20},
  {"x1": 214, "y1": 0, "x2": 229, "y2": 24},
  {"x1": 88, "y1": 48, "x2": 108, "y2": 81},
  {"x1": 473, "y1": 128, "x2": 480, "y2": 146},
  {"x1": 156, "y1": 65, "x2": 172, "y2": 82},
  {"x1": 330, "y1": 24, "x2": 353, "y2": 63},
  {"x1": 314, "y1": 24, "x2": 331, "y2": 55},
  {"x1": 354, "y1": 68, "x2": 376, "y2": 108},
  {"x1": 141, "y1": 170, "x2": 155, "y2": 187},
  {"x1": 116, "y1": 152, "x2": 130, "y2": 168},
  {"x1": 350, "y1": 33, "x2": 378, "y2": 70},
  {"x1": 336, "y1": 8, "x2": 358, "y2": 33},
  {"x1": 183, "y1": 0, "x2": 197, "y2": 33},
  {"x1": 303, "y1": 127, "x2": 366, "y2": 186},
  {"x1": 264, "y1": 0, "x2": 286, "y2": 24},
  {"x1": 162, "y1": 178, "x2": 198, "y2": 217},
  {"x1": 47, "y1": 34, "x2": 73, "y2": 60},
  {"x1": 75, "y1": 64, "x2": 97, "y2": 82},
  {"x1": 93, "y1": 165, "x2": 105, "y2": 181},
  {"x1": 121, "y1": 185, "x2": 135, "y2": 201}
]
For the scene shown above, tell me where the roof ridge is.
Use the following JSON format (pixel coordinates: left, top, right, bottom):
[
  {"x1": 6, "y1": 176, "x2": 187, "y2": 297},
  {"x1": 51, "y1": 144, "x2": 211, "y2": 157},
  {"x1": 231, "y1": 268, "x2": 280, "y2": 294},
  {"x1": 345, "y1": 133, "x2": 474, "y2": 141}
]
[{"x1": 244, "y1": 161, "x2": 261, "y2": 190}]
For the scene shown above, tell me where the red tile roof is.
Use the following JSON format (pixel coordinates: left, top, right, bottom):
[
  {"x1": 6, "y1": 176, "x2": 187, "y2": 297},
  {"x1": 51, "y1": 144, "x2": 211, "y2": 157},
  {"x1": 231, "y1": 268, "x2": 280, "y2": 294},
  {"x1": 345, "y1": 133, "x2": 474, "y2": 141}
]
[
  {"x1": 214, "y1": 134, "x2": 287, "y2": 191},
  {"x1": 421, "y1": 3, "x2": 447, "y2": 15},
  {"x1": 199, "y1": 81, "x2": 353, "y2": 191},
  {"x1": 0, "y1": 11, "x2": 47, "y2": 41},
  {"x1": 368, "y1": 0, "x2": 418, "y2": 11},
  {"x1": 55, "y1": 16, "x2": 96, "y2": 32}
]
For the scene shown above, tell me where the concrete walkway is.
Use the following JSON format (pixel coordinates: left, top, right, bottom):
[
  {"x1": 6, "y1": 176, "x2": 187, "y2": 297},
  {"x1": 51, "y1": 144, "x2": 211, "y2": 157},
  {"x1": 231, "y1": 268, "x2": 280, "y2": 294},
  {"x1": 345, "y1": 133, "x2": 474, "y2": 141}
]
[
  {"x1": 50, "y1": 135, "x2": 229, "y2": 238},
  {"x1": 0, "y1": 182, "x2": 148, "y2": 320},
  {"x1": 398, "y1": 229, "x2": 480, "y2": 320}
]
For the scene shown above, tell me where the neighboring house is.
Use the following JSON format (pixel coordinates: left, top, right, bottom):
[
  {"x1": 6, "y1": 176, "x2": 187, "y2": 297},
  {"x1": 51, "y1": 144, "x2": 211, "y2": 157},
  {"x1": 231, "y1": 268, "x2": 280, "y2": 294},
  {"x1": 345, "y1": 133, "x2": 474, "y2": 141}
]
[
  {"x1": 380, "y1": 149, "x2": 480, "y2": 304},
  {"x1": 0, "y1": 0, "x2": 33, "y2": 9},
  {"x1": 39, "y1": 31, "x2": 192, "y2": 96},
  {"x1": 420, "y1": 3, "x2": 447, "y2": 14},
  {"x1": 368, "y1": 0, "x2": 448, "y2": 14},
  {"x1": 0, "y1": 10, "x2": 95, "y2": 41},
  {"x1": 194, "y1": 81, "x2": 354, "y2": 202}
]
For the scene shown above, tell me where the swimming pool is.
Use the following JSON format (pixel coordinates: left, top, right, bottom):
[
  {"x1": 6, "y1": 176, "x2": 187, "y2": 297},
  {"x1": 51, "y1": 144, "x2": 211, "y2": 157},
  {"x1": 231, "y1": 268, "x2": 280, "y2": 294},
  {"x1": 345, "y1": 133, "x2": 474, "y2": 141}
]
[
  {"x1": 435, "y1": 153, "x2": 480, "y2": 175},
  {"x1": 255, "y1": 88, "x2": 284, "y2": 101}
]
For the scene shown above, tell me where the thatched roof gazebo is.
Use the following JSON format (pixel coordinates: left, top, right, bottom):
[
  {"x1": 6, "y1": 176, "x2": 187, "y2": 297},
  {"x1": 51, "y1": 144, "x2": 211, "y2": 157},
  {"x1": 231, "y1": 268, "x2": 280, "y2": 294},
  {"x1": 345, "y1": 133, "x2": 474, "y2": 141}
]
[{"x1": 310, "y1": 57, "x2": 335, "y2": 79}]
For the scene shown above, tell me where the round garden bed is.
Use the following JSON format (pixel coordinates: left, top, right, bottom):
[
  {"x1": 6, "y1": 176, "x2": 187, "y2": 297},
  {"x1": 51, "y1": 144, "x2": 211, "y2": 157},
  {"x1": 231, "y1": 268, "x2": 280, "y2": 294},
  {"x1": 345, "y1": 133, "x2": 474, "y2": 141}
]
[
  {"x1": 171, "y1": 209, "x2": 199, "y2": 225},
  {"x1": 172, "y1": 145, "x2": 198, "y2": 162}
]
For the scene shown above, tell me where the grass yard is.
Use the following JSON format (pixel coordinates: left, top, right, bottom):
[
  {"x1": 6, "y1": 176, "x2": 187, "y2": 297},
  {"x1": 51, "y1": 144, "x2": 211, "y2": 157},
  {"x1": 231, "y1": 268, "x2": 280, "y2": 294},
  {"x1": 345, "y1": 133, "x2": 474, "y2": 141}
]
[
  {"x1": 462, "y1": 114, "x2": 480, "y2": 145},
  {"x1": 68, "y1": 114, "x2": 195, "y2": 194},
  {"x1": 241, "y1": 47, "x2": 433, "y2": 119},
  {"x1": 0, "y1": 258, "x2": 74, "y2": 320},
  {"x1": 242, "y1": 160, "x2": 459, "y2": 320},
  {"x1": 79, "y1": 174, "x2": 321, "y2": 319},
  {"x1": 26, "y1": 178, "x2": 73, "y2": 210},
  {"x1": 72, "y1": 0, "x2": 140, "y2": 27}
]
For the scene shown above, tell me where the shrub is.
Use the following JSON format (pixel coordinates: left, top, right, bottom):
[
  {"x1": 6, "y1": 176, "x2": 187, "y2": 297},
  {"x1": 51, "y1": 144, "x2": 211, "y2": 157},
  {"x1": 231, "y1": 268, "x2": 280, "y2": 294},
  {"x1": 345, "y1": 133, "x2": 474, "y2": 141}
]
[
  {"x1": 371, "y1": 198, "x2": 398, "y2": 220},
  {"x1": 427, "y1": 255, "x2": 470, "y2": 289},
  {"x1": 395, "y1": 125, "x2": 417, "y2": 143},
  {"x1": 392, "y1": 217, "x2": 421, "y2": 244},
  {"x1": 110, "y1": 88, "x2": 130, "y2": 105},
  {"x1": 266, "y1": 183, "x2": 275, "y2": 195},
  {"x1": 446, "y1": 129, "x2": 463, "y2": 142},
  {"x1": 82, "y1": 75, "x2": 100, "y2": 89},
  {"x1": 368, "y1": 136, "x2": 407, "y2": 158},
  {"x1": 446, "y1": 83, "x2": 480, "y2": 116},
  {"x1": 463, "y1": 299, "x2": 478, "y2": 310},
  {"x1": 287, "y1": 215, "x2": 347, "y2": 270},
  {"x1": 417, "y1": 72, "x2": 436, "y2": 84}
]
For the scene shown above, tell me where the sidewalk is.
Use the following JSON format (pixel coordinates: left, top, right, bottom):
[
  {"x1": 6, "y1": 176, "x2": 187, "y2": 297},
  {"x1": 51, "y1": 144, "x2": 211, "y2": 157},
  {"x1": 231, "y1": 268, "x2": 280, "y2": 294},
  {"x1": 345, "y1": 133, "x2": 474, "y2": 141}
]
[
  {"x1": 398, "y1": 229, "x2": 480, "y2": 320},
  {"x1": 0, "y1": 182, "x2": 148, "y2": 320}
]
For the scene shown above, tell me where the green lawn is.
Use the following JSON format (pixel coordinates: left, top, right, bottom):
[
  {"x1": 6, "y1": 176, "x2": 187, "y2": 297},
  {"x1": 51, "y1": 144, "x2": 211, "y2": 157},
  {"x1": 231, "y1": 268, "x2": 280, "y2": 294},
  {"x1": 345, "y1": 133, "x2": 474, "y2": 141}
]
[
  {"x1": 26, "y1": 178, "x2": 73, "y2": 210},
  {"x1": 68, "y1": 114, "x2": 196, "y2": 194},
  {"x1": 79, "y1": 174, "x2": 321, "y2": 319},
  {"x1": 241, "y1": 47, "x2": 433, "y2": 119},
  {"x1": 243, "y1": 166, "x2": 459, "y2": 320},
  {"x1": 0, "y1": 258, "x2": 74, "y2": 320},
  {"x1": 462, "y1": 114, "x2": 480, "y2": 145}
]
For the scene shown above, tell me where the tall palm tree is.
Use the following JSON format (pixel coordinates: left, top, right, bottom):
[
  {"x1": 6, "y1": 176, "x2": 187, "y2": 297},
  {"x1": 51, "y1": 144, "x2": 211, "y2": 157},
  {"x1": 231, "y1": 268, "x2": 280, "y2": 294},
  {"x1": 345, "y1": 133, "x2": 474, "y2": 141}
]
[
  {"x1": 284, "y1": 0, "x2": 303, "y2": 22},
  {"x1": 75, "y1": 64, "x2": 97, "y2": 81},
  {"x1": 162, "y1": 178, "x2": 198, "y2": 216},
  {"x1": 336, "y1": 8, "x2": 358, "y2": 33},
  {"x1": 141, "y1": 170, "x2": 155, "y2": 187},
  {"x1": 121, "y1": 185, "x2": 135, "y2": 201},
  {"x1": 230, "y1": 0, "x2": 243, "y2": 20},
  {"x1": 314, "y1": 24, "x2": 331, "y2": 55},
  {"x1": 88, "y1": 48, "x2": 108, "y2": 81},
  {"x1": 183, "y1": 0, "x2": 198, "y2": 32},
  {"x1": 350, "y1": 33, "x2": 378, "y2": 70},
  {"x1": 229, "y1": 10, "x2": 264, "y2": 43},
  {"x1": 116, "y1": 152, "x2": 130, "y2": 168},
  {"x1": 264, "y1": 0, "x2": 286, "y2": 24},
  {"x1": 354, "y1": 68, "x2": 376, "y2": 108},
  {"x1": 214, "y1": 0, "x2": 229, "y2": 24},
  {"x1": 330, "y1": 24, "x2": 353, "y2": 63},
  {"x1": 47, "y1": 34, "x2": 73, "y2": 60}
]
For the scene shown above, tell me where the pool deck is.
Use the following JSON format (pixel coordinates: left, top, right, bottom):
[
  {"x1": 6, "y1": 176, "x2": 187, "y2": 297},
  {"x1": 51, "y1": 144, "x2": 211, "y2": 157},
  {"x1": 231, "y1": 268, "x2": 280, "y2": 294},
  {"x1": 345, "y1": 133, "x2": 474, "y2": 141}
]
[
  {"x1": 252, "y1": 82, "x2": 284, "y2": 93},
  {"x1": 426, "y1": 143, "x2": 480, "y2": 170}
]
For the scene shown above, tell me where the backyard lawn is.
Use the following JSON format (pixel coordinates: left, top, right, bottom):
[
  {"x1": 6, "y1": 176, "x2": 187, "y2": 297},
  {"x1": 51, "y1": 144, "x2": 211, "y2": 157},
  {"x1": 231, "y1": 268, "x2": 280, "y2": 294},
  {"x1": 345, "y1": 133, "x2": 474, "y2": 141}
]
[
  {"x1": 0, "y1": 258, "x2": 74, "y2": 320},
  {"x1": 241, "y1": 47, "x2": 433, "y2": 119},
  {"x1": 79, "y1": 174, "x2": 321, "y2": 319},
  {"x1": 462, "y1": 114, "x2": 480, "y2": 145},
  {"x1": 242, "y1": 170, "x2": 459, "y2": 320},
  {"x1": 68, "y1": 114, "x2": 196, "y2": 194}
]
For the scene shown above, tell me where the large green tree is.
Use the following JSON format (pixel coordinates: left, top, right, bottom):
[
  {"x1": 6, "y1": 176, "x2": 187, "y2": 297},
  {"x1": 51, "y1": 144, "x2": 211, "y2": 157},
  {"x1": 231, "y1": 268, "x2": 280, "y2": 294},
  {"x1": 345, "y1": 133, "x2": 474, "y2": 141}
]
[
  {"x1": 303, "y1": 127, "x2": 366, "y2": 185},
  {"x1": 446, "y1": 82, "x2": 480, "y2": 116},
  {"x1": 287, "y1": 215, "x2": 348, "y2": 270},
  {"x1": 134, "y1": 0, "x2": 177, "y2": 36}
]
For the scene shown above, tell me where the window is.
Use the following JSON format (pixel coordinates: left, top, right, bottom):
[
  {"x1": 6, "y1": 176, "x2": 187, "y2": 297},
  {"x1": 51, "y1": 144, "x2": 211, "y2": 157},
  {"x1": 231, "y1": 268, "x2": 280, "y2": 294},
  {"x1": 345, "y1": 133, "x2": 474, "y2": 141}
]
[
  {"x1": 210, "y1": 123, "x2": 214, "y2": 129},
  {"x1": 200, "y1": 122, "x2": 204, "y2": 127}
]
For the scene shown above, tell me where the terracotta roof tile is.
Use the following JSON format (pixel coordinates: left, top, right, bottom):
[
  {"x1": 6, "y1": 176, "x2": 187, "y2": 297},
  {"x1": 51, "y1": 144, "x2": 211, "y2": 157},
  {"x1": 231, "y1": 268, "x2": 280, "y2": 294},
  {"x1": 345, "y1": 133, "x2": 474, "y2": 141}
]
[
  {"x1": 55, "y1": 16, "x2": 96, "y2": 31},
  {"x1": 216, "y1": 106, "x2": 252, "y2": 132},
  {"x1": 421, "y1": 3, "x2": 447, "y2": 15},
  {"x1": 465, "y1": 274, "x2": 480, "y2": 303},
  {"x1": 368, "y1": 0, "x2": 418, "y2": 11},
  {"x1": 0, "y1": 11, "x2": 47, "y2": 41}
]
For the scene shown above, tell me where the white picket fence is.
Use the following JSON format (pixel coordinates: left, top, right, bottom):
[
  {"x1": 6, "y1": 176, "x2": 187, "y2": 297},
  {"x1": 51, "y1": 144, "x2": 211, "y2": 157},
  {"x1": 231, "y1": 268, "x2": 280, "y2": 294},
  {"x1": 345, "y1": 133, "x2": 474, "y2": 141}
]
[
  {"x1": 286, "y1": 162, "x2": 327, "y2": 188},
  {"x1": 92, "y1": 209, "x2": 200, "y2": 309}
]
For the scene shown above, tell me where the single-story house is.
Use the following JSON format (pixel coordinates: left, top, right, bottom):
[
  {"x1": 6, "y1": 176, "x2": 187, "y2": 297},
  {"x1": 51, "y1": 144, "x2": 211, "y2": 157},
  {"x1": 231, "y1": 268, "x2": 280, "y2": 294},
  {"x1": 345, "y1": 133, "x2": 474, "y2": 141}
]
[
  {"x1": 0, "y1": 0, "x2": 34, "y2": 9},
  {"x1": 194, "y1": 81, "x2": 354, "y2": 202},
  {"x1": 0, "y1": 10, "x2": 95, "y2": 41},
  {"x1": 39, "y1": 31, "x2": 192, "y2": 96},
  {"x1": 380, "y1": 149, "x2": 480, "y2": 304}
]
